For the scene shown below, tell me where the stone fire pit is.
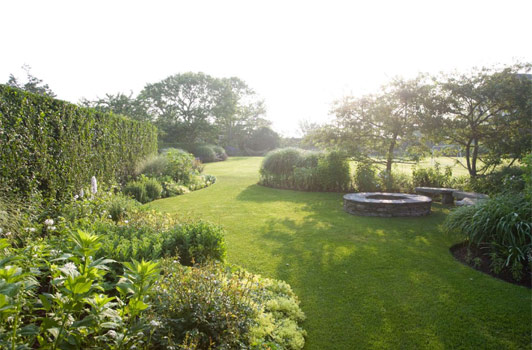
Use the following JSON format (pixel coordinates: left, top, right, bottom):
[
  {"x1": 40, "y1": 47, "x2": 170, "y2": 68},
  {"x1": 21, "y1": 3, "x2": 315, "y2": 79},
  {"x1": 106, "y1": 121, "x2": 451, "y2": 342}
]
[{"x1": 343, "y1": 192, "x2": 432, "y2": 217}]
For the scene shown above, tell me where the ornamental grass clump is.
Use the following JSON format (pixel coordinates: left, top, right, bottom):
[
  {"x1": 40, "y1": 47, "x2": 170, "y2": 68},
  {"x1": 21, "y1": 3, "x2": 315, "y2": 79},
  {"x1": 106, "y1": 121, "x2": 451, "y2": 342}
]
[
  {"x1": 445, "y1": 193, "x2": 532, "y2": 281},
  {"x1": 260, "y1": 148, "x2": 350, "y2": 192}
]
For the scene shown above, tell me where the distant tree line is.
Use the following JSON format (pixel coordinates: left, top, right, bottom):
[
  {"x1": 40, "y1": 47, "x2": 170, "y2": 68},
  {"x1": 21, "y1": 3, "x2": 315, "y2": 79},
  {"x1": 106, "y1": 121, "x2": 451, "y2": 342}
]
[
  {"x1": 80, "y1": 72, "x2": 279, "y2": 154},
  {"x1": 305, "y1": 62, "x2": 532, "y2": 178}
]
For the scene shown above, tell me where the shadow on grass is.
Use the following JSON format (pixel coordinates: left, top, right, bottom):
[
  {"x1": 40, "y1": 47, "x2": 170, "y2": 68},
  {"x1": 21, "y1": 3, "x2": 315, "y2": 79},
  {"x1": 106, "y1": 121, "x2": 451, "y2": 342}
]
[{"x1": 235, "y1": 184, "x2": 530, "y2": 349}]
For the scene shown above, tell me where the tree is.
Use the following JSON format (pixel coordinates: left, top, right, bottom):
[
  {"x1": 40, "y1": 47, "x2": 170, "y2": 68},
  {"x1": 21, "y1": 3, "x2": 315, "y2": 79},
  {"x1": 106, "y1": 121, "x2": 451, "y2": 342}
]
[
  {"x1": 320, "y1": 76, "x2": 430, "y2": 173},
  {"x1": 138, "y1": 72, "x2": 221, "y2": 144},
  {"x1": 244, "y1": 126, "x2": 280, "y2": 155},
  {"x1": 213, "y1": 77, "x2": 269, "y2": 149},
  {"x1": 79, "y1": 92, "x2": 149, "y2": 121},
  {"x1": 424, "y1": 63, "x2": 532, "y2": 178},
  {"x1": 6, "y1": 64, "x2": 56, "y2": 97}
]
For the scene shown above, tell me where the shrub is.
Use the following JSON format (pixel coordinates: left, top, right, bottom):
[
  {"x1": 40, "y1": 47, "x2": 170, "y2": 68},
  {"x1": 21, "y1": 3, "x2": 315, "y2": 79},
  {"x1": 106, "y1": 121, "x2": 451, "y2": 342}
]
[
  {"x1": 144, "y1": 177, "x2": 162, "y2": 201},
  {"x1": 316, "y1": 150, "x2": 351, "y2": 191},
  {"x1": 212, "y1": 145, "x2": 228, "y2": 161},
  {"x1": 192, "y1": 144, "x2": 217, "y2": 163},
  {"x1": 149, "y1": 261, "x2": 306, "y2": 350},
  {"x1": 124, "y1": 180, "x2": 149, "y2": 203},
  {"x1": 260, "y1": 148, "x2": 350, "y2": 192},
  {"x1": 412, "y1": 162, "x2": 453, "y2": 188},
  {"x1": 164, "y1": 148, "x2": 197, "y2": 184},
  {"x1": 353, "y1": 161, "x2": 380, "y2": 192},
  {"x1": 469, "y1": 166, "x2": 525, "y2": 195},
  {"x1": 89, "y1": 217, "x2": 226, "y2": 266},
  {"x1": 378, "y1": 170, "x2": 414, "y2": 193},
  {"x1": 135, "y1": 154, "x2": 168, "y2": 178},
  {"x1": 0, "y1": 85, "x2": 157, "y2": 203},
  {"x1": 445, "y1": 193, "x2": 532, "y2": 281}
]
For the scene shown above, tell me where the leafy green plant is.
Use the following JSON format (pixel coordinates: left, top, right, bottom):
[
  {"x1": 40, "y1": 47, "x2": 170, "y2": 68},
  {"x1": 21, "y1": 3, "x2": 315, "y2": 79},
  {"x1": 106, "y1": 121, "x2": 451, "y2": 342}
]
[
  {"x1": 124, "y1": 180, "x2": 149, "y2": 204},
  {"x1": 149, "y1": 261, "x2": 305, "y2": 349},
  {"x1": 144, "y1": 177, "x2": 162, "y2": 201},
  {"x1": 135, "y1": 154, "x2": 168, "y2": 178},
  {"x1": 445, "y1": 193, "x2": 532, "y2": 281},
  {"x1": 412, "y1": 162, "x2": 453, "y2": 188},
  {"x1": 260, "y1": 148, "x2": 350, "y2": 192},
  {"x1": 164, "y1": 148, "x2": 197, "y2": 184},
  {"x1": 192, "y1": 144, "x2": 217, "y2": 163},
  {"x1": 212, "y1": 145, "x2": 228, "y2": 161},
  {"x1": 353, "y1": 161, "x2": 380, "y2": 192}
]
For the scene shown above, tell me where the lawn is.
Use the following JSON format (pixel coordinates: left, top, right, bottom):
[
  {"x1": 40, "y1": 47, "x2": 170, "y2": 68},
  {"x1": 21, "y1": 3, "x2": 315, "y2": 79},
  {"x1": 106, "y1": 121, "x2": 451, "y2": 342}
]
[{"x1": 149, "y1": 157, "x2": 531, "y2": 349}]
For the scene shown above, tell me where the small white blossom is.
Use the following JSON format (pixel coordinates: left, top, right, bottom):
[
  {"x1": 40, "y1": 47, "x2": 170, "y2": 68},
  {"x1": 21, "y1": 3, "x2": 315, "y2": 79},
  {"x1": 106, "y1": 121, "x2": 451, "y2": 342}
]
[
  {"x1": 44, "y1": 219, "x2": 54, "y2": 226},
  {"x1": 106, "y1": 330, "x2": 117, "y2": 339},
  {"x1": 124, "y1": 220, "x2": 129, "y2": 224},
  {"x1": 149, "y1": 320, "x2": 161, "y2": 328},
  {"x1": 91, "y1": 176, "x2": 98, "y2": 195},
  {"x1": 74, "y1": 195, "x2": 79, "y2": 200},
  {"x1": 49, "y1": 226, "x2": 57, "y2": 231}
]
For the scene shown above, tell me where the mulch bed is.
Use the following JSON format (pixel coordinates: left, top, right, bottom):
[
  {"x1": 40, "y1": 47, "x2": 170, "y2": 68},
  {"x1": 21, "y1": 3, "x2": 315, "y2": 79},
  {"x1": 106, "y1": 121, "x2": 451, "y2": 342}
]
[{"x1": 450, "y1": 242, "x2": 531, "y2": 288}]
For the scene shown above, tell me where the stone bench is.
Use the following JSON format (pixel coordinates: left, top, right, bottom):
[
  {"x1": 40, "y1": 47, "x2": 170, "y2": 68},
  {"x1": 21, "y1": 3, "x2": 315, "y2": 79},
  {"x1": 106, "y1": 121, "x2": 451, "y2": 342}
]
[{"x1": 415, "y1": 187, "x2": 456, "y2": 204}]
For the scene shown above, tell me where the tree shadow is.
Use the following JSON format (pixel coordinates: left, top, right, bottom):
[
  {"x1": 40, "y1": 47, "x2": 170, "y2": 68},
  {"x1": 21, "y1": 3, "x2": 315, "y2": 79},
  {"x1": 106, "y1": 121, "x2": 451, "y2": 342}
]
[{"x1": 235, "y1": 184, "x2": 531, "y2": 349}]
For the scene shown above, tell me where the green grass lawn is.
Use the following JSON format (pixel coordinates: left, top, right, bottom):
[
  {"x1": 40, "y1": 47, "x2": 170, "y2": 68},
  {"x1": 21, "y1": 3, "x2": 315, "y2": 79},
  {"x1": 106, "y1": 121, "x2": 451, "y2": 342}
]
[{"x1": 149, "y1": 157, "x2": 531, "y2": 349}]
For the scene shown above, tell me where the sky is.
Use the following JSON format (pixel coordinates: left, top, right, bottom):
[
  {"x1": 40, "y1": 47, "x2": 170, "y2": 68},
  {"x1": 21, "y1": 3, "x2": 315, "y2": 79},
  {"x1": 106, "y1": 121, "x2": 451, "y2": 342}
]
[{"x1": 2, "y1": 0, "x2": 531, "y2": 136}]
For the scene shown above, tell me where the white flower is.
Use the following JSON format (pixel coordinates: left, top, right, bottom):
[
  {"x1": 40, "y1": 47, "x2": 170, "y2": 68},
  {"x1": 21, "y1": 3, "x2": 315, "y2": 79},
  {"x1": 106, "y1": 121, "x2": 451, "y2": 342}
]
[
  {"x1": 50, "y1": 226, "x2": 56, "y2": 231},
  {"x1": 149, "y1": 320, "x2": 161, "y2": 328},
  {"x1": 74, "y1": 195, "x2": 79, "y2": 200},
  {"x1": 91, "y1": 176, "x2": 98, "y2": 195},
  {"x1": 29, "y1": 227, "x2": 36, "y2": 233},
  {"x1": 124, "y1": 220, "x2": 129, "y2": 224},
  {"x1": 44, "y1": 219, "x2": 54, "y2": 226},
  {"x1": 106, "y1": 330, "x2": 117, "y2": 339}
]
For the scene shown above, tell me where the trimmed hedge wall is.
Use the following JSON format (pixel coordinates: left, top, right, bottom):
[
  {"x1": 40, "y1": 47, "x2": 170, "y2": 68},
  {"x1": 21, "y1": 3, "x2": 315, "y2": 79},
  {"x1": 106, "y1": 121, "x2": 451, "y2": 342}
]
[{"x1": 0, "y1": 85, "x2": 158, "y2": 201}]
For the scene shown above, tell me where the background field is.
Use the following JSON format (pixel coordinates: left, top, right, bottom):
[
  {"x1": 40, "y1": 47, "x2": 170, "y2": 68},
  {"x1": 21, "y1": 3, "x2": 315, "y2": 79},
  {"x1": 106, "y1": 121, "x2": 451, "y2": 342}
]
[{"x1": 149, "y1": 157, "x2": 530, "y2": 349}]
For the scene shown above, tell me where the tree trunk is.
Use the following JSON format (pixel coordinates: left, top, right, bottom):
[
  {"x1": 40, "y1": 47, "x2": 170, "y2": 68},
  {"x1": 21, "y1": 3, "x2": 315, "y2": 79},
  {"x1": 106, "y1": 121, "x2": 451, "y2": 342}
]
[
  {"x1": 471, "y1": 137, "x2": 479, "y2": 178},
  {"x1": 386, "y1": 133, "x2": 398, "y2": 174}
]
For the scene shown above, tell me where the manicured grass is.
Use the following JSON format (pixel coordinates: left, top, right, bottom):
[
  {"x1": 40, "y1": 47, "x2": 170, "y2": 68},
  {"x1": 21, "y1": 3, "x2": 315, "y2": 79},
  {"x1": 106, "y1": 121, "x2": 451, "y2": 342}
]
[{"x1": 149, "y1": 157, "x2": 531, "y2": 349}]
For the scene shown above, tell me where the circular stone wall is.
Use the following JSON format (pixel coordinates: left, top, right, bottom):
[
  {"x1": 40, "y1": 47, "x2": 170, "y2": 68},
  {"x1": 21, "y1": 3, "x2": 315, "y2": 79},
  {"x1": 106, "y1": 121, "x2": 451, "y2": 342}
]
[{"x1": 343, "y1": 192, "x2": 432, "y2": 217}]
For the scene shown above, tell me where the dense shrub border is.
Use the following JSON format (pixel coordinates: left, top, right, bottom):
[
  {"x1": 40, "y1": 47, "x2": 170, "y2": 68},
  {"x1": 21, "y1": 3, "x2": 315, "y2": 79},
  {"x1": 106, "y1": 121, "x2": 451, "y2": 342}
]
[
  {"x1": 0, "y1": 85, "x2": 157, "y2": 201},
  {"x1": 259, "y1": 148, "x2": 351, "y2": 192}
]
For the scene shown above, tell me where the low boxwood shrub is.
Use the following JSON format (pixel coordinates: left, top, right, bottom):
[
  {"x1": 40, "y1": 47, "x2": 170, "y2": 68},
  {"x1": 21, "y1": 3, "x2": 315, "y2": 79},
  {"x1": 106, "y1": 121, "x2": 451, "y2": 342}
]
[
  {"x1": 149, "y1": 261, "x2": 306, "y2": 350},
  {"x1": 445, "y1": 193, "x2": 532, "y2": 281}
]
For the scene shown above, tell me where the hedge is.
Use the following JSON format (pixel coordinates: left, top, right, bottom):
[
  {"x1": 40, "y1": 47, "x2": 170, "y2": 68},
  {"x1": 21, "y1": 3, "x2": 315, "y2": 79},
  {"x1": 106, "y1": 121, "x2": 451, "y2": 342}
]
[{"x1": 0, "y1": 85, "x2": 158, "y2": 201}]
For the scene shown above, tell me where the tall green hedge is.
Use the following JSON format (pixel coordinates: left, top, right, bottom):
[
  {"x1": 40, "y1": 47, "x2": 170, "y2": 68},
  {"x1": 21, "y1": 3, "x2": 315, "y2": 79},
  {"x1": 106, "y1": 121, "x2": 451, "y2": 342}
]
[{"x1": 0, "y1": 85, "x2": 157, "y2": 201}]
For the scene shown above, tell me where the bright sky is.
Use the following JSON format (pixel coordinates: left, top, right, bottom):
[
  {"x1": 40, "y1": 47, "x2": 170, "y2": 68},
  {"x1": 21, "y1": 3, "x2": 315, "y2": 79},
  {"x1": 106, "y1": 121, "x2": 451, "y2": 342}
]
[{"x1": 2, "y1": 0, "x2": 531, "y2": 136}]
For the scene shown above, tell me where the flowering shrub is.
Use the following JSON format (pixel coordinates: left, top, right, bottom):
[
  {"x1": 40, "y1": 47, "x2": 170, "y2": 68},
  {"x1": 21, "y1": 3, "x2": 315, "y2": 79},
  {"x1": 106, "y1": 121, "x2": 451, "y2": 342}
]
[{"x1": 149, "y1": 261, "x2": 306, "y2": 349}]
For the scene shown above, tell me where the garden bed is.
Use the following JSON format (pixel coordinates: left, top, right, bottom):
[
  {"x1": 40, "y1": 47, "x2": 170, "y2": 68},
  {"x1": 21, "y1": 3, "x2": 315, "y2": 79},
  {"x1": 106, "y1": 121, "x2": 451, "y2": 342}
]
[{"x1": 450, "y1": 242, "x2": 531, "y2": 288}]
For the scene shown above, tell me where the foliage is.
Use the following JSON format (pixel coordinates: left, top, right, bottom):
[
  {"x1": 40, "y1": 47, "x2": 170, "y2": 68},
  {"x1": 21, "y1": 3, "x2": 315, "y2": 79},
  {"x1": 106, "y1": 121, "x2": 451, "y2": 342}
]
[
  {"x1": 412, "y1": 162, "x2": 453, "y2": 188},
  {"x1": 212, "y1": 145, "x2": 228, "y2": 161},
  {"x1": 0, "y1": 85, "x2": 158, "y2": 202},
  {"x1": 353, "y1": 161, "x2": 380, "y2": 192},
  {"x1": 445, "y1": 193, "x2": 532, "y2": 281},
  {"x1": 88, "y1": 217, "x2": 226, "y2": 266},
  {"x1": 6, "y1": 64, "x2": 56, "y2": 97},
  {"x1": 311, "y1": 76, "x2": 430, "y2": 172},
  {"x1": 124, "y1": 180, "x2": 149, "y2": 204},
  {"x1": 149, "y1": 261, "x2": 306, "y2": 349},
  {"x1": 164, "y1": 148, "x2": 197, "y2": 184},
  {"x1": 0, "y1": 231, "x2": 159, "y2": 349},
  {"x1": 469, "y1": 166, "x2": 525, "y2": 196},
  {"x1": 135, "y1": 154, "x2": 168, "y2": 178},
  {"x1": 260, "y1": 148, "x2": 351, "y2": 192},
  {"x1": 523, "y1": 152, "x2": 532, "y2": 199},
  {"x1": 423, "y1": 63, "x2": 532, "y2": 178},
  {"x1": 244, "y1": 126, "x2": 281, "y2": 155},
  {"x1": 192, "y1": 144, "x2": 217, "y2": 163}
]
